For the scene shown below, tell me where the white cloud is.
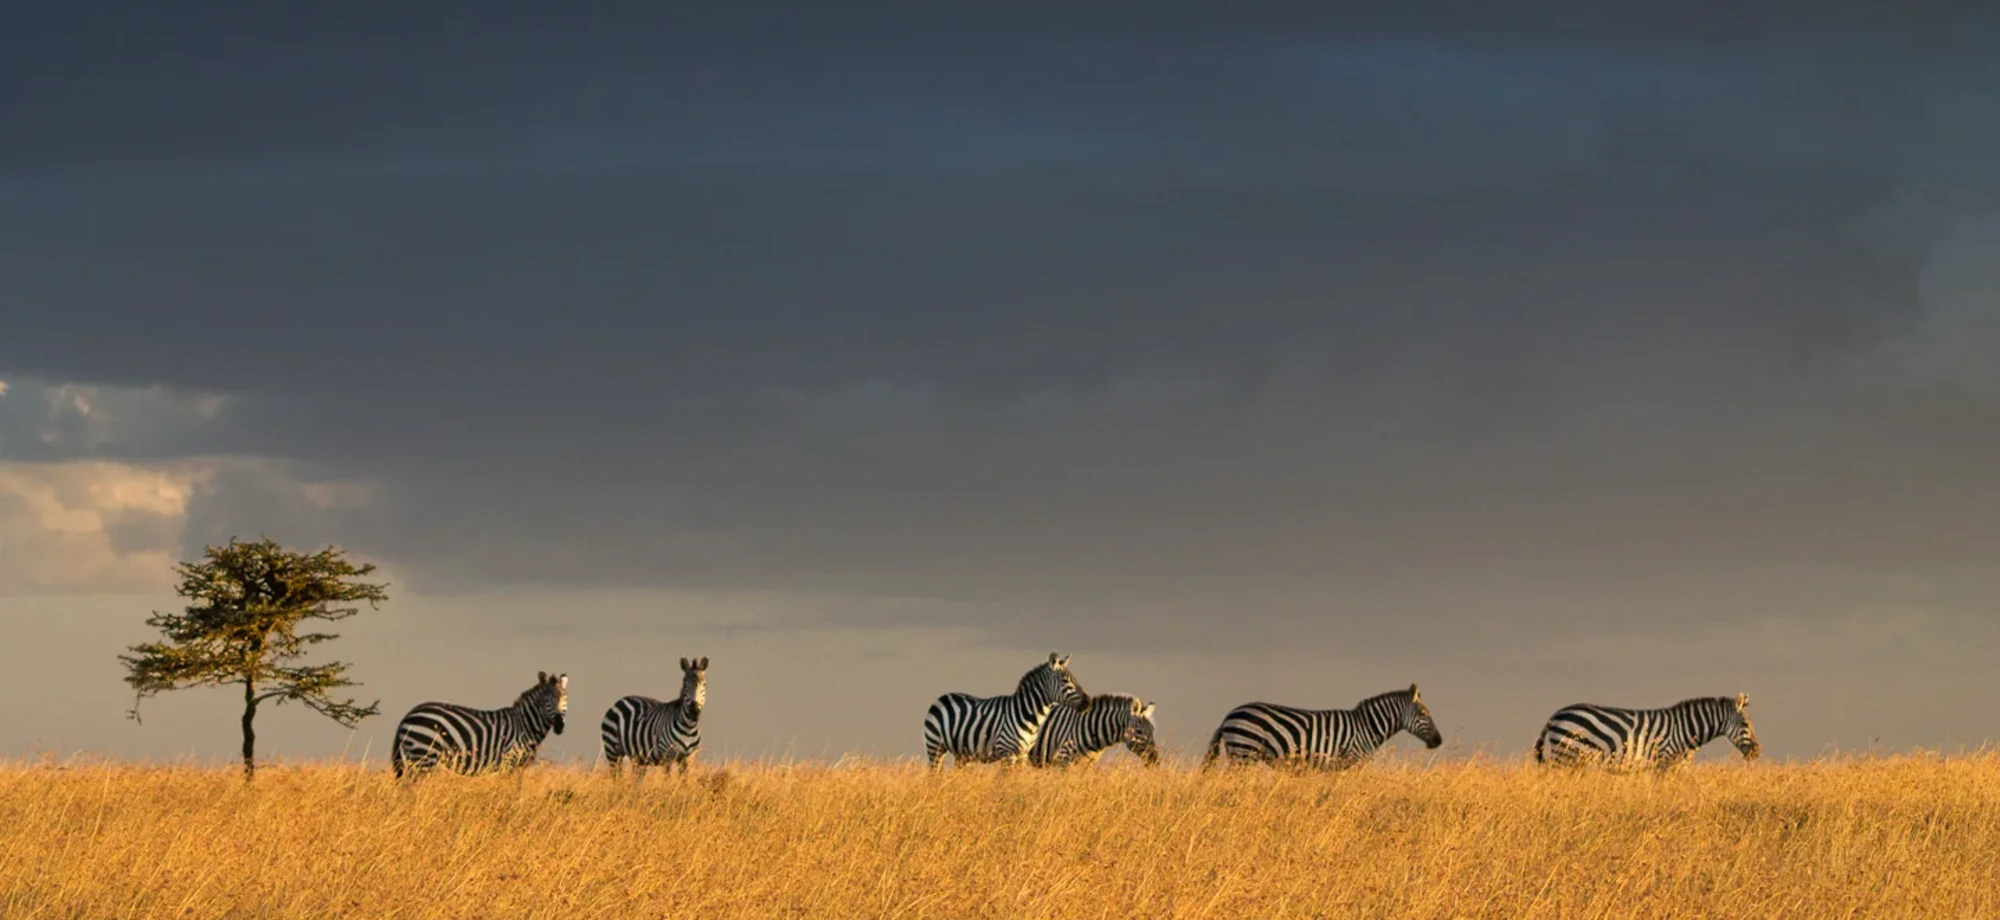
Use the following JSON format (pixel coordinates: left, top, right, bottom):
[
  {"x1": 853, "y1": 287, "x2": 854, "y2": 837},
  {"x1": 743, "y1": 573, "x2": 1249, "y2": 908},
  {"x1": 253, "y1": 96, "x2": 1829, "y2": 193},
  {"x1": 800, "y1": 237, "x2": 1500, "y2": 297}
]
[
  {"x1": 0, "y1": 456, "x2": 381, "y2": 597},
  {"x1": 0, "y1": 460, "x2": 202, "y2": 595},
  {"x1": 0, "y1": 376, "x2": 386, "y2": 596}
]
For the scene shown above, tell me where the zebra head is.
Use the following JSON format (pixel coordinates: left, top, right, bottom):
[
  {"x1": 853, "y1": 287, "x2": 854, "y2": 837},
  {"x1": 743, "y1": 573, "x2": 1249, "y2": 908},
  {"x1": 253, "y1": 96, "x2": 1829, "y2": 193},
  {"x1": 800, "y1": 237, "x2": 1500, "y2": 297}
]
[
  {"x1": 679, "y1": 656, "x2": 709, "y2": 716},
  {"x1": 526, "y1": 671, "x2": 569, "y2": 735},
  {"x1": 1404, "y1": 684, "x2": 1444, "y2": 749},
  {"x1": 1122, "y1": 698, "x2": 1161, "y2": 766},
  {"x1": 1728, "y1": 692, "x2": 1760, "y2": 760},
  {"x1": 1025, "y1": 652, "x2": 1091, "y2": 712}
]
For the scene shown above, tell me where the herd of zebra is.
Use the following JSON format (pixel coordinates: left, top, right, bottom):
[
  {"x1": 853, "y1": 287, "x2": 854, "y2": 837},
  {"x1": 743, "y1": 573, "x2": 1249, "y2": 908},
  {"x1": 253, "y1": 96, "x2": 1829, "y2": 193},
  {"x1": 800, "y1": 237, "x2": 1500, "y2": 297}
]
[{"x1": 389, "y1": 652, "x2": 1763, "y2": 779}]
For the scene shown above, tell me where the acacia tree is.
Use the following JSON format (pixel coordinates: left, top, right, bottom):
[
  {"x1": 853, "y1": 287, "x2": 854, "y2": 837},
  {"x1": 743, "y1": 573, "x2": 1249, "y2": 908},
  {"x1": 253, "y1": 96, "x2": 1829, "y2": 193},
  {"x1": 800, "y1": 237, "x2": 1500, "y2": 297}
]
[{"x1": 120, "y1": 537, "x2": 389, "y2": 779}]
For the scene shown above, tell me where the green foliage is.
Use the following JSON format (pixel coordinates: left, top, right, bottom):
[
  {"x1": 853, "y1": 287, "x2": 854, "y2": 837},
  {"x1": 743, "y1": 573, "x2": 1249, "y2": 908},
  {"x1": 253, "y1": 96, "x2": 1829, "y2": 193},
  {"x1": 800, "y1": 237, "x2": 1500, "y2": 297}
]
[{"x1": 119, "y1": 537, "x2": 389, "y2": 775}]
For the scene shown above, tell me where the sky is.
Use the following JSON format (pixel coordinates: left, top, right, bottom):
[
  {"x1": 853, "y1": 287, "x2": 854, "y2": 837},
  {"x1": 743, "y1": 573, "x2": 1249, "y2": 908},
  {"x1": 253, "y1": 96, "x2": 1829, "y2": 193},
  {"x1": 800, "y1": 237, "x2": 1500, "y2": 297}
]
[{"x1": 3, "y1": 5, "x2": 1999, "y2": 767}]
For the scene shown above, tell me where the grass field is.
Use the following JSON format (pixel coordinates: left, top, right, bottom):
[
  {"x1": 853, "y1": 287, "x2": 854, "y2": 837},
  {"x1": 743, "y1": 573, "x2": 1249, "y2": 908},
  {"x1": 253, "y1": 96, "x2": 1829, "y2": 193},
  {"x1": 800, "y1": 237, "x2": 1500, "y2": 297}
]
[{"x1": 4, "y1": 754, "x2": 1996, "y2": 919}]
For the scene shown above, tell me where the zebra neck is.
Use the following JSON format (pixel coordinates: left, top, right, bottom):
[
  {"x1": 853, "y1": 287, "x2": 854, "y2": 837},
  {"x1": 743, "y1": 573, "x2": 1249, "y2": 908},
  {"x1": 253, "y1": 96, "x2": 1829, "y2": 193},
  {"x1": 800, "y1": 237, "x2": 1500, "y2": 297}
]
[
  {"x1": 510, "y1": 701, "x2": 554, "y2": 739},
  {"x1": 1353, "y1": 701, "x2": 1407, "y2": 751},
  {"x1": 1079, "y1": 709, "x2": 1124, "y2": 754},
  {"x1": 1679, "y1": 705, "x2": 1727, "y2": 746},
  {"x1": 1011, "y1": 695, "x2": 1058, "y2": 732},
  {"x1": 674, "y1": 701, "x2": 702, "y2": 735}
]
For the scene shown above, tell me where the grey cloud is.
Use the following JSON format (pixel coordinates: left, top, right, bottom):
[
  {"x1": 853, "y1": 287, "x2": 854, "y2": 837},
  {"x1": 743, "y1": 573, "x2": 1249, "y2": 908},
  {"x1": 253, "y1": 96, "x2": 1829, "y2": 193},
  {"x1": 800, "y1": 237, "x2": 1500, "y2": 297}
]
[
  {"x1": 3, "y1": 5, "x2": 1984, "y2": 181},
  {"x1": 173, "y1": 461, "x2": 380, "y2": 562},
  {"x1": 0, "y1": 378, "x2": 233, "y2": 463},
  {"x1": 99, "y1": 507, "x2": 183, "y2": 559},
  {"x1": 5, "y1": 21, "x2": 2000, "y2": 656},
  {"x1": 0, "y1": 155, "x2": 1926, "y2": 403}
]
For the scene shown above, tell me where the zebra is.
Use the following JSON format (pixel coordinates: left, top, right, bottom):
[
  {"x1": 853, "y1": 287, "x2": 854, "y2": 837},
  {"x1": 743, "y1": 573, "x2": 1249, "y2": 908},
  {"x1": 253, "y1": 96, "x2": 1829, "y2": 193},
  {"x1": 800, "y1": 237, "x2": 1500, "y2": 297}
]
[
  {"x1": 601, "y1": 656, "x2": 708, "y2": 781},
  {"x1": 391, "y1": 671, "x2": 568, "y2": 779},
  {"x1": 1028, "y1": 693, "x2": 1160, "y2": 768},
  {"x1": 1202, "y1": 683, "x2": 1443, "y2": 771},
  {"x1": 923, "y1": 652, "x2": 1090, "y2": 769},
  {"x1": 1534, "y1": 693, "x2": 1761, "y2": 771}
]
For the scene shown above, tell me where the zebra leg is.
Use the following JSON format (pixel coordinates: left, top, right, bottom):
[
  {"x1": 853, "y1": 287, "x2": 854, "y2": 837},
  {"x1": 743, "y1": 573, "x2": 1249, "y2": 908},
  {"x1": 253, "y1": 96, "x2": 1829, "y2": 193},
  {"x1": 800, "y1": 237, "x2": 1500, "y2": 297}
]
[
  {"x1": 1209, "y1": 740, "x2": 1254, "y2": 771},
  {"x1": 1540, "y1": 735, "x2": 1590, "y2": 770},
  {"x1": 677, "y1": 755, "x2": 691, "y2": 777},
  {"x1": 395, "y1": 746, "x2": 433, "y2": 782}
]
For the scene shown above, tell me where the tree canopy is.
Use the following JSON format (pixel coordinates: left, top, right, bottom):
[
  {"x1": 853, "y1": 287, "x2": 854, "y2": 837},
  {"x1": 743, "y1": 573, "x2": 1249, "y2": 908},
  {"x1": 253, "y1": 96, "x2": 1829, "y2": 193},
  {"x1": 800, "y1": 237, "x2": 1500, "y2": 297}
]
[{"x1": 120, "y1": 537, "x2": 390, "y2": 778}]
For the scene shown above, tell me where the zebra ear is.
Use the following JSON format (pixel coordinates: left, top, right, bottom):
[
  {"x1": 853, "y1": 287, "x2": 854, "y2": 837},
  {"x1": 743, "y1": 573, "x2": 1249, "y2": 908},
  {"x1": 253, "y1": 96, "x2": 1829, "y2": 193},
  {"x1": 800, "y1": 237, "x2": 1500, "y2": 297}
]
[
  {"x1": 1141, "y1": 703, "x2": 1156, "y2": 720},
  {"x1": 1736, "y1": 692, "x2": 1749, "y2": 710},
  {"x1": 557, "y1": 673, "x2": 568, "y2": 690},
  {"x1": 1409, "y1": 683, "x2": 1420, "y2": 699},
  {"x1": 698, "y1": 656, "x2": 709, "y2": 670},
  {"x1": 1048, "y1": 652, "x2": 1060, "y2": 666},
  {"x1": 680, "y1": 657, "x2": 691, "y2": 671},
  {"x1": 538, "y1": 670, "x2": 548, "y2": 684}
]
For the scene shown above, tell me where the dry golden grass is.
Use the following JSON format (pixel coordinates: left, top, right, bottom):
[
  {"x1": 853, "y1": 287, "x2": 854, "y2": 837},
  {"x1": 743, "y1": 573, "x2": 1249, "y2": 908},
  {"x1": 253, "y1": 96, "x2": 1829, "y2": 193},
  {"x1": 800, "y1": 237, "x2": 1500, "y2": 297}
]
[{"x1": 3, "y1": 753, "x2": 1996, "y2": 919}]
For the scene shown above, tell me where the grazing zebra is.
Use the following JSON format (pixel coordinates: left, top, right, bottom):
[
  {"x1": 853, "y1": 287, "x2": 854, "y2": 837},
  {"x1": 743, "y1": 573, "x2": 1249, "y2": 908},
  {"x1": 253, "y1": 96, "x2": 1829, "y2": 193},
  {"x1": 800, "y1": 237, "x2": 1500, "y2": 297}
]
[
  {"x1": 392, "y1": 671, "x2": 569, "y2": 779},
  {"x1": 1534, "y1": 693, "x2": 1761, "y2": 771},
  {"x1": 1028, "y1": 693, "x2": 1160, "y2": 768},
  {"x1": 601, "y1": 656, "x2": 709, "y2": 780},
  {"x1": 1202, "y1": 683, "x2": 1443, "y2": 771},
  {"x1": 923, "y1": 652, "x2": 1090, "y2": 769}
]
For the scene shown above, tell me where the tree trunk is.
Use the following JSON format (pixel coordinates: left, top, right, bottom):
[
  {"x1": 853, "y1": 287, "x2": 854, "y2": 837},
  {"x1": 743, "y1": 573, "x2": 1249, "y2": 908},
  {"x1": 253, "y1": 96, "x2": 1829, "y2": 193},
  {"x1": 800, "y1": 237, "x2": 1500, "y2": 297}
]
[{"x1": 241, "y1": 676, "x2": 258, "y2": 781}]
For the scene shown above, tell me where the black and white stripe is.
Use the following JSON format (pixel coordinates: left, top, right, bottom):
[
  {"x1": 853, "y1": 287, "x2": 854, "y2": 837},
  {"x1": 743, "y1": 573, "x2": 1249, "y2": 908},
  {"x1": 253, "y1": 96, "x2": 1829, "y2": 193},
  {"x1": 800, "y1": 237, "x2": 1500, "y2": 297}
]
[
  {"x1": 392, "y1": 671, "x2": 569, "y2": 778},
  {"x1": 1535, "y1": 693, "x2": 1760, "y2": 770},
  {"x1": 1028, "y1": 693, "x2": 1160, "y2": 768},
  {"x1": 923, "y1": 653, "x2": 1090, "y2": 768},
  {"x1": 1203, "y1": 684, "x2": 1443, "y2": 770},
  {"x1": 602, "y1": 656, "x2": 708, "y2": 780}
]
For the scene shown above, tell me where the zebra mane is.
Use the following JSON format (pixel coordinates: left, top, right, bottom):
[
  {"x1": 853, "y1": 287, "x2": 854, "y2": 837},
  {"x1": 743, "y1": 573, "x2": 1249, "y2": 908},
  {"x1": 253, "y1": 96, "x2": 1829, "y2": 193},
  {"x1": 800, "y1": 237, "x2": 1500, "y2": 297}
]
[
  {"x1": 1670, "y1": 696, "x2": 1735, "y2": 711},
  {"x1": 1354, "y1": 687, "x2": 1415, "y2": 711},
  {"x1": 1015, "y1": 661, "x2": 1055, "y2": 692},
  {"x1": 1079, "y1": 693, "x2": 1140, "y2": 714}
]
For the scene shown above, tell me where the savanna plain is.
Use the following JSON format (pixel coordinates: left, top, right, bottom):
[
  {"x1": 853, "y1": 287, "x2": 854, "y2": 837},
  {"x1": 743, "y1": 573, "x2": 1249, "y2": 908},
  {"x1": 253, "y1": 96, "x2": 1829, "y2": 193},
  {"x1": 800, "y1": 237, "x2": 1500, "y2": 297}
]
[{"x1": 5, "y1": 754, "x2": 1997, "y2": 919}]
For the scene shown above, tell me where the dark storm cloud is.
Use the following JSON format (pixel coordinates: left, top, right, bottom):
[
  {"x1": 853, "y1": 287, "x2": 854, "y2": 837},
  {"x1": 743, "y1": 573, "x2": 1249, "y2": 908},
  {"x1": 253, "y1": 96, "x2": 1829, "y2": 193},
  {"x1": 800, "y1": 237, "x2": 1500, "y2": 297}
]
[
  {"x1": 4, "y1": 4, "x2": 1999, "y2": 649},
  {"x1": 3, "y1": 2, "x2": 1983, "y2": 175}
]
